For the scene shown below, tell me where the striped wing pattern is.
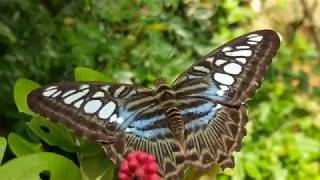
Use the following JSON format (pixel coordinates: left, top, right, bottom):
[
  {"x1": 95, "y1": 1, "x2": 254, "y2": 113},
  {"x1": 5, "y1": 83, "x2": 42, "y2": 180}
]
[
  {"x1": 27, "y1": 82, "x2": 157, "y2": 143},
  {"x1": 27, "y1": 30, "x2": 280, "y2": 179},
  {"x1": 173, "y1": 30, "x2": 280, "y2": 105}
]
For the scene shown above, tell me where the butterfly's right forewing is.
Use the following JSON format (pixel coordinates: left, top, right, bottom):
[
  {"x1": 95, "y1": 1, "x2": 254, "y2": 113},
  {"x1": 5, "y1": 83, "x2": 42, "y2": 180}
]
[{"x1": 173, "y1": 30, "x2": 280, "y2": 105}]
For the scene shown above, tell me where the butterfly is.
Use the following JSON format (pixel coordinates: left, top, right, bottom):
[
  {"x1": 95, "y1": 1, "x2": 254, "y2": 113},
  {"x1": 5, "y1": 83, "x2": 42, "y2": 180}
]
[{"x1": 27, "y1": 30, "x2": 280, "y2": 179}]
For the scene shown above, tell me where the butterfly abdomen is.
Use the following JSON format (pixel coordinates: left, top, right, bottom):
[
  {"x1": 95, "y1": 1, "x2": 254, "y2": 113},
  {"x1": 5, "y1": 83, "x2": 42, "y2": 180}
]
[{"x1": 156, "y1": 83, "x2": 186, "y2": 144}]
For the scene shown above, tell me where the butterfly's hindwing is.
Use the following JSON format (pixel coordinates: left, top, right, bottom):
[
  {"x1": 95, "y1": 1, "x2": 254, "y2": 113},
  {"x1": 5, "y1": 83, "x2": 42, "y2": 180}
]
[{"x1": 184, "y1": 104, "x2": 248, "y2": 169}]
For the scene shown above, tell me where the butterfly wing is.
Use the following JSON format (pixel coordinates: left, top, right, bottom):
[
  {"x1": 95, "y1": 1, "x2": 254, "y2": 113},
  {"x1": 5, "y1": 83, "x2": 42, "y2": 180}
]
[
  {"x1": 179, "y1": 96, "x2": 248, "y2": 169},
  {"x1": 173, "y1": 30, "x2": 280, "y2": 105},
  {"x1": 27, "y1": 82, "x2": 182, "y2": 178},
  {"x1": 27, "y1": 82, "x2": 156, "y2": 143},
  {"x1": 173, "y1": 30, "x2": 280, "y2": 170}
]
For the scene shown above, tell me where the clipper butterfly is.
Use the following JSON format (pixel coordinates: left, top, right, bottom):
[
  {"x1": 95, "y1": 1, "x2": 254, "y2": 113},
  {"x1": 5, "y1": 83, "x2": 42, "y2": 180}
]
[{"x1": 27, "y1": 30, "x2": 280, "y2": 179}]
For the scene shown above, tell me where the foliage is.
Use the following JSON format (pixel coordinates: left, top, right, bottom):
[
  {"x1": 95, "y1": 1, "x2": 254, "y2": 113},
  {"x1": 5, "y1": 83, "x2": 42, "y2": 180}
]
[{"x1": 0, "y1": 0, "x2": 320, "y2": 179}]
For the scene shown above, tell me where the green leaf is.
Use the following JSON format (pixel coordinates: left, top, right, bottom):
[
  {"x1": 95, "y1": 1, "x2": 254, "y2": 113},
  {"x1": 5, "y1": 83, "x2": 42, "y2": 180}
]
[
  {"x1": 0, "y1": 152, "x2": 81, "y2": 180},
  {"x1": 0, "y1": 137, "x2": 7, "y2": 165},
  {"x1": 28, "y1": 116, "x2": 78, "y2": 152},
  {"x1": 79, "y1": 149, "x2": 116, "y2": 180},
  {"x1": 14, "y1": 78, "x2": 41, "y2": 115},
  {"x1": 75, "y1": 67, "x2": 111, "y2": 82},
  {"x1": 78, "y1": 138, "x2": 102, "y2": 157},
  {"x1": 184, "y1": 165, "x2": 219, "y2": 180},
  {"x1": 244, "y1": 157, "x2": 262, "y2": 179},
  {"x1": 8, "y1": 133, "x2": 43, "y2": 157}
]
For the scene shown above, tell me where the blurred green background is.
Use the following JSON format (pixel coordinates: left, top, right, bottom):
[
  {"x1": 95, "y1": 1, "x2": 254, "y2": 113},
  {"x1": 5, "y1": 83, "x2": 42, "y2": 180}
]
[{"x1": 0, "y1": 0, "x2": 320, "y2": 179}]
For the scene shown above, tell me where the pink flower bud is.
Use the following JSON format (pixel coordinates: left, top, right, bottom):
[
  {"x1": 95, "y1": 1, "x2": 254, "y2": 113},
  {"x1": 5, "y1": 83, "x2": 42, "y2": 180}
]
[{"x1": 118, "y1": 151, "x2": 161, "y2": 180}]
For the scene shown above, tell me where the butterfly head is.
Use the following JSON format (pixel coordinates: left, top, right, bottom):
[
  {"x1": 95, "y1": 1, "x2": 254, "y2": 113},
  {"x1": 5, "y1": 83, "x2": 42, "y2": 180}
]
[{"x1": 154, "y1": 77, "x2": 170, "y2": 91}]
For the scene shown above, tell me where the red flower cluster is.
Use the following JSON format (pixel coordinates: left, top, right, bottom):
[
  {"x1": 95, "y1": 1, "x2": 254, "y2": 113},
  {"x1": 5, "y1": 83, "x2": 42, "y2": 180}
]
[{"x1": 118, "y1": 151, "x2": 161, "y2": 180}]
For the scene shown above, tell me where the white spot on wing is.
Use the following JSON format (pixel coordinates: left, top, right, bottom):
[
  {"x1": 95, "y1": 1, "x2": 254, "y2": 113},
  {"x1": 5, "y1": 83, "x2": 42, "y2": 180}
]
[
  {"x1": 52, "y1": 90, "x2": 62, "y2": 97},
  {"x1": 80, "y1": 84, "x2": 90, "y2": 90},
  {"x1": 247, "y1": 34, "x2": 259, "y2": 38},
  {"x1": 114, "y1": 86, "x2": 126, "y2": 97},
  {"x1": 216, "y1": 103, "x2": 222, "y2": 109},
  {"x1": 214, "y1": 73, "x2": 235, "y2": 85},
  {"x1": 101, "y1": 85, "x2": 110, "y2": 92},
  {"x1": 216, "y1": 90, "x2": 224, "y2": 96},
  {"x1": 235, "y1": 58, "x2": 247, "y2": 64},
  {"x1": 98, "y1": 101, "x2": 116, "y2": 119},
  {"x1": 236, "y1": 45, "x2": 250, "y2": 49},
  {"x1": 64, "y1": 89, "x2": 89, "y2": 104},
  {"x1": 74, "y1": 99, "x2": 84, "y2": 108},
  {"x1": 116, "y1": 117, "x2": 124, "y2": 124},
  {"x1": 224, "y1": 63, "x2": 242, "y2": 75},
  {"x1": 125, "y1": 127, "x2": 135, "y2": 133},
  {"x1": 222, "y1": 46, "x2": 232, "y2": 52},
  {"x1": 219, "y1": 85, "x2": 229, "y2": 90},
  {"x1": 62, "y1": 90, "x2": 76, "y2": 97},
  {"x1": 249, "y1": 35, "x2": 263, "y2": 42},
  {"x1": 92, "y1": 91, "x2": 104, "y2": 98},
  {"x1": 215, "y1": 59, "x2": 227, "y2": 66},
  {"x1": 45, "y1": 86, "x2": 57, "y2": 91},
  {"x1": 108, "y1": 114, "x2": 124, "y2": 124},
  {"x1": 84, "y1": 100, "x2": 102, "y2": 114},
  {"x1": 225, "y1": 50, "x2": 252, "y2": 57},
  {"x1": 247, "y1": 41, "x2": 257, "y2": 45},
  {"x1": 206, "y1": 57, "x2": 214, "y2": 63},
  {"x1": 193, "y1": 66, "x2": 210, "y2": 73},
  {"x1": 42, "y1": 89, "x2": 58, "y2": 97}
]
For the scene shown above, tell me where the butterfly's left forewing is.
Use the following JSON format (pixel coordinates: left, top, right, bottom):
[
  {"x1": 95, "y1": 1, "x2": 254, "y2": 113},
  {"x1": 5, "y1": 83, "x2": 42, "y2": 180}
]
[{"x1": 27, "y1": 82, "x2": 156, "y2": 143}]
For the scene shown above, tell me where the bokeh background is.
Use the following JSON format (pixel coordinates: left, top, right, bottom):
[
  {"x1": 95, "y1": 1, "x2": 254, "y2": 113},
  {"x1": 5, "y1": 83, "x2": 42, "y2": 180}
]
[{"x1": 0, "y1": 0, "x2": 319, "y2": 179}]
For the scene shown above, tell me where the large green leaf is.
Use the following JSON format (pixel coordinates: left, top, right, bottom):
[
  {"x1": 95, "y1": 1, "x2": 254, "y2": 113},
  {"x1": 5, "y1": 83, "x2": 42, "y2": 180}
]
[
  {"x1": 79, "y1": 149, "x2": 116, "y2": 180},
  {"x1": 0, "y1": 152, "x2": 81, "y2": 180},
  {"x1": 27, "y1": 116, "x2": 78, "y2": 152},
  {"x1": 0, "y1": 137, "x2": 7, "y2": 165},
  {"x1": 8, "y1": 133, "x2": 43, "y2": 157},
  {"x1": 75, "y1": 67, "x2": 111, "y2": 82},
  {"x1": 14, "y1": 78, "x2": 41, "y2": 115}
]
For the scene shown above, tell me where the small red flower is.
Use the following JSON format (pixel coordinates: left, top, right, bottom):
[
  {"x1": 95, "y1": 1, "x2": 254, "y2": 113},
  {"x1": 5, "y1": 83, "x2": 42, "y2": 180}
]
[{"x1": 118, "y1": 151, "x2": 161, "y2": 180}]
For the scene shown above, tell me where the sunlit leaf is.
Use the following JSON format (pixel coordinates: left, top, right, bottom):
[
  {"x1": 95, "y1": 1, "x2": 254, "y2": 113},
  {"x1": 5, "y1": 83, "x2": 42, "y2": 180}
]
[
  {"x1": 0, "y1": 152, "x2": 81, "y2": 180},
  {"x1": 75, "y1": 67, "x2": 111, "y2": 82},
  {"x1": 0, "y1": 137, "x2": 7, "y2": 165},
  {"x1": 8, "y1": 133, "x2": 43, "y2": 157},
  {"x1": 14, "y1": 78, "x2": 41, "y2": 115}
]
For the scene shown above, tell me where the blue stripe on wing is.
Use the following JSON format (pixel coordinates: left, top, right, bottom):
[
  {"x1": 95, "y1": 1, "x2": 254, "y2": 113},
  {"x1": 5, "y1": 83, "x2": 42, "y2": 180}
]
[
  {"x1": 180, "y1": 98, "x2": 222, "y2": 130},
  {"x1": 124, "y1": 127, "x2": 170, "y2": 138},
  {"x1": 119, "y1": 104, "x2": 170, "y2": 139}
]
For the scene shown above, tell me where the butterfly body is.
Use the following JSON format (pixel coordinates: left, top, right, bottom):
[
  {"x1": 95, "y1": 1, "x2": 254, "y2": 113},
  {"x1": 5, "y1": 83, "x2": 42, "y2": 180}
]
[{"x1": 27, "y1": 30, "x2": 280, "y2": 179}]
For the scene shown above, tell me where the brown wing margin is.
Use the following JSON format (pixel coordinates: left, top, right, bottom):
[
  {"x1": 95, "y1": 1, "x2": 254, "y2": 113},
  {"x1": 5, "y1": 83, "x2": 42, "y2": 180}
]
[
  {"x1": 184, "y1": 105, "x2": 248, "y2": 170},
  {"x1": 27, "y1": 88, "x2": 116, "y2": 143},
  {"x1": 226, "y1": 30, "x2": 280, "y2": 104}
]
